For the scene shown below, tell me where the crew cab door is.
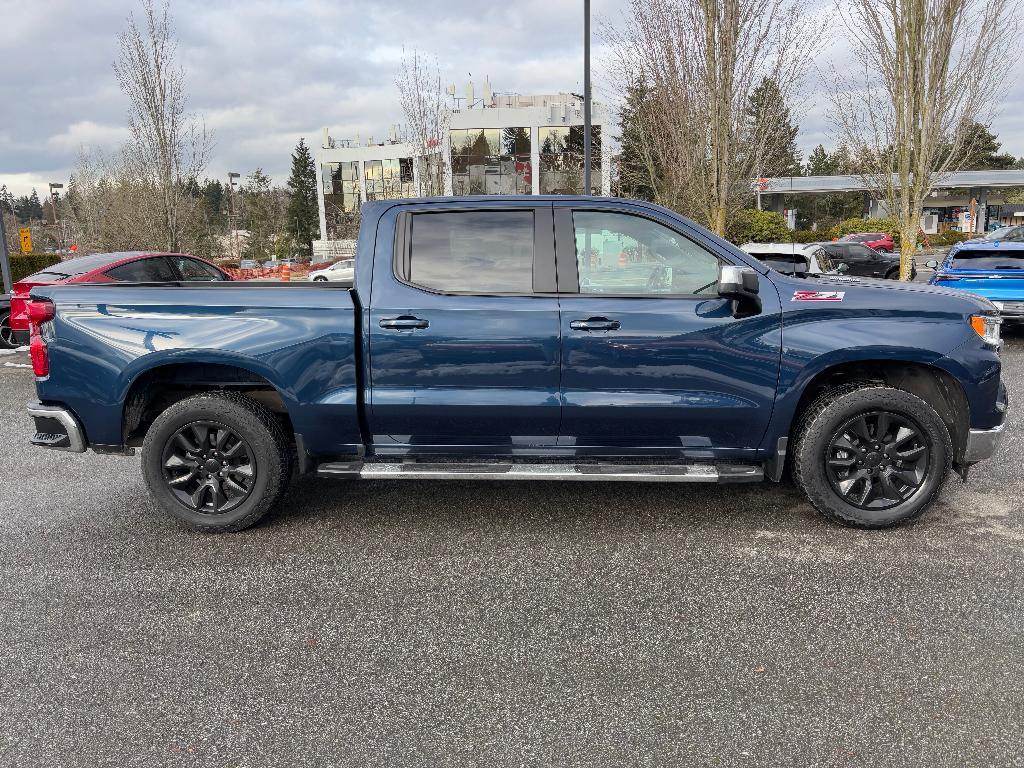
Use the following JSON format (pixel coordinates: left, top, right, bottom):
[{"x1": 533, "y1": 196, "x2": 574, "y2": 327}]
[
  {"x1": 553, "y1": 204, "x2": 783, "y2": 456},
  {"x1": 367, "y1": 202, "x2": 561, "y2": 452}
]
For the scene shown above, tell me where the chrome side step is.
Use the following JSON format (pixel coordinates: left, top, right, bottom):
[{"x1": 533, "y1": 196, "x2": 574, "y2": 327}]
[{"x1": 317, "y1": 461, "x2": 763, "y2": 483}]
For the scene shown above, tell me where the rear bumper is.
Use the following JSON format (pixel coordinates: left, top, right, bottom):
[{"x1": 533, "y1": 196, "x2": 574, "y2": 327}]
[{"x1": 27, "y1": 402, "x2": 87, "y2": 453}]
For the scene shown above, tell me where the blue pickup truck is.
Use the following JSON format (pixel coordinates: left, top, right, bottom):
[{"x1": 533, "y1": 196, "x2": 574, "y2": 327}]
[
  {"x1": 25, "y1": 196, "x2": 1007, "y2": 531},
  {"x1": 928, "y1": 241, "x2": 1024, "y2": 322}
]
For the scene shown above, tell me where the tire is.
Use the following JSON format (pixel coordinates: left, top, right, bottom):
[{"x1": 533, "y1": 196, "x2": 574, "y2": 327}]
[
  {"x1": 884, "y1": 268, "x2": 900, "y2": 280},
  {"x1": 792, "y1": 385, "x2": 951, "y2": 529},
  {"x1": 141, "y1": 392, "x2": 292, "y2": 532},
  {"x1": 0, "y1": 311, "x2": 15, "y2": 349},
  {"x1": 313, "y1": 275, "x2": 328, "y2": 282}
]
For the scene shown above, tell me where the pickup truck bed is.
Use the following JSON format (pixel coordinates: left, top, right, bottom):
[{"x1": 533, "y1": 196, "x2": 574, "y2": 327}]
[{"x1": 25, "y1": 195, "x2": 1007, "y2": 532}]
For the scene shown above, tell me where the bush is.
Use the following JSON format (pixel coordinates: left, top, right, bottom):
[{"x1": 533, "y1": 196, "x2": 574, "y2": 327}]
[
  {"x1": 789, "y1": 229, "x2": 826, "y2": 244},
  {"x1": 927, "y1": 231, "x2": 972, "y2": 247},
  {"x1": 829, "y1": 217, "x2": 902, "y2": 245},
  {"x1": 726, "y1": 209, "x2": 791, "y2": 244},
  {"x1": 8, "y1": 253, "x2": 62, "y2": 283}
]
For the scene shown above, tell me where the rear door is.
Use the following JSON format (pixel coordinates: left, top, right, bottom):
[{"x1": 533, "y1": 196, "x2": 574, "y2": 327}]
[
  {"x1": 103, "y1": 257, "x2": 178, "y2": 282},
  {"x1": 367, "y1": 202, "x2": 562, "y2": 452},
  {"x1": 554, "y1": 203, "x2": 783, "y2": 456}
]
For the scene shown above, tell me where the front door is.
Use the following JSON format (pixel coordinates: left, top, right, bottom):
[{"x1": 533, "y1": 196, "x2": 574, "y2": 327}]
[
  {"x1": 368, "y1": 203, "x2": 562, "y2": 452},
  {"x1": 554, "y1": 205, "x2": 783, "y2": 456}
]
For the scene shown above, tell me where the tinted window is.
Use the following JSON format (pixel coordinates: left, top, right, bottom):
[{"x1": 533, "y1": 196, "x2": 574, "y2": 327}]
[
  {"x1": 171, "y1": 257, "x2": 226, "y2": 281},
  {"x1": 105, "y1": 257, "x2": 177, "y2": 282},
  {"x1": 951, "y1": 249, "x2": 1024, "y2": 270},
  {"x1": 572, "y1": 211, "x2": 719, "y2": 295},
  {"x1": 406, "y1": 211, "x2": 534, "y2": 293},
  {"x1": 849, "y1": 245, "x2": 876, "y2": 259}
]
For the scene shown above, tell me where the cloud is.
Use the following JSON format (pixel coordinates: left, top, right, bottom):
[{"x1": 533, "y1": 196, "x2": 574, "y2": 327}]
[{"x1": 47, "y1": 121, "x2": 131, "y2": 153}]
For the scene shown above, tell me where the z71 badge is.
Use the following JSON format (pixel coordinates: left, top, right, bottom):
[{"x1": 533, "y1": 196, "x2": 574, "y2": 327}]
[{"x1": 792, "y1": 290, "x2": 845, "y2": 302}]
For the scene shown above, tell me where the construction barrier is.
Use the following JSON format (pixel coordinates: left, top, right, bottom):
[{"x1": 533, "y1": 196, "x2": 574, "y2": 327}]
[{"x1": 222, "y1": 263, "x2": 312, "y2": 281}]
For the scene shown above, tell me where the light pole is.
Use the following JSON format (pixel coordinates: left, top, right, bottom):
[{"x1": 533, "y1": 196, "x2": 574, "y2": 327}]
[
  {"x1": 0, "y1": 204, "x2": 12, "y2": 294},
  {"x1": 228, "y1": 172, "x2": 241, "y2": 260},
  {"x1": 49, "y1": 182, "x2": 64, "y2": 253},
  {"x1": 583, "y1": 0, "x2": 592, "y2": 196}
]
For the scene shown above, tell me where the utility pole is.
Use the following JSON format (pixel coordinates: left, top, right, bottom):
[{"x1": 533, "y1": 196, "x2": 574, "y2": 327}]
[
  {"x1": 49, "y1": 182, "x2": 64, "y2": 253},
  {"x1": 0, "y1": 206, "x2": 12, "y2": 294},
  {"x1": 583, "y1": 0, "x2": 592, "y2": 196}
]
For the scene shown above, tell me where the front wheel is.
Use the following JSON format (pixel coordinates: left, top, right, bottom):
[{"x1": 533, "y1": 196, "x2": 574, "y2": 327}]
[
  {"x1": 0, "y1": 311, "x2": 15, "y2": 349},
  {"x1": 313, "y1": 275, "x2": 328, "y2": 282},
  {"x1": 884, "y1": 268, "x2": 900, "y2": 280},
  {"x1": 142, "y1": 392, "x2": 292, "y2": 532},
  {"x1": 792, "y1": 386, "x2": 951, "y2": 528}
]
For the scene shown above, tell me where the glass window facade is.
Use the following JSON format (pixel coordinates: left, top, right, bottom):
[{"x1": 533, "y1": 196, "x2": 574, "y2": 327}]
[
  {"x1": 539, "y1": 126, "x2": 601, "y2": 195},
  {"x1": 450, "y1": 127, "x2": 532, "y2": 195},
  {"x1": 322, "y1": 161, "x2": 360, "y2": 239},
  {"x1": 364, "y1": 158, "x2": 416, "y2": 201}
]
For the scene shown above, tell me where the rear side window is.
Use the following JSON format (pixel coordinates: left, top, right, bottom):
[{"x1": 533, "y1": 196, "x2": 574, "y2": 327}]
[
  {"x1": 405, "y1": 210, "x2": 534, "y2": 293},
  {"x1": 951, "y1": 249, "x2": 1024, "y2": 270},
  {"x1": 105, "y1": 257, "x2": 177, "y2": 282},
  {"x1": 171, "y1": 256, "x2": 226, "y2": 281}
]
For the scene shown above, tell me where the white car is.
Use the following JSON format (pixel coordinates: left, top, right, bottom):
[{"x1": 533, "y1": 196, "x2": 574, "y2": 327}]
[
  {"x1": 739, "y1": 243, "x2": 839, "y2": 277},
  {"x1": 308, "y1": 259, "x2": 354, "y2": 282}
]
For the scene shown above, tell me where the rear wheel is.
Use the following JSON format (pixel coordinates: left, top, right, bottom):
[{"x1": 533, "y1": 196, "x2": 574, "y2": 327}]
[
  {"x1": 142, "y1": 392, "x2": 292, "y2": 532},
  {"x1": 793, "y1": 386, "x2": 951, "y2": 528},
  {"x1": 0, "y1": 311, "x2": 15, "y2": 348}
]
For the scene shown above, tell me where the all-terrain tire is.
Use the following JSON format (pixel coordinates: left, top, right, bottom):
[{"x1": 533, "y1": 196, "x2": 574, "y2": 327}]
[
  {"x1": 142, "y1": 391, "x2": 292, "y2": 532},
  {"x1": 792, "y1": 385, "x2": 952, "y2": 528}
]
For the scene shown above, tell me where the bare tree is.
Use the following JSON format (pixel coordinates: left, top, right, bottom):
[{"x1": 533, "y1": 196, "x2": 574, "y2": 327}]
[
  {"x1": 831, "y1": 0, "x2": 1016, "y2": 279},
  {"x1": 604, "y1": 0, "x2": 818, "y2": 236},
  {"x1": 114, "y1": 0, "x2": 212, "y2": 252},
  {"x1": 396, "y1": 50, "x2": 449, "y2": 197}
]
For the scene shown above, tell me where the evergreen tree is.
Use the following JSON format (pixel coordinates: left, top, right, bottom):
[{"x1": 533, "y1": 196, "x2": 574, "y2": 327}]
[
  {"x1": 286, "y1": 139, "x2": 319, "y2": 258},
  {"x1": 15, "y1": 189, "x2": 44, "y2": 223},
  {"x1": 617, "y1": 80, "x2": 659, "y2": 201},
  {"x1": 745, "y1": 78, "x2": 802, "y2": 178},
  {"x1": 805, "y1": 145, "x2": 834, "y2": 176},
  {"x1": 242, "y1": 169, "x2": 277, "y2": 262},
  {"x1": 957, "y1": 122, "x2": 1020, "y2": 170}
]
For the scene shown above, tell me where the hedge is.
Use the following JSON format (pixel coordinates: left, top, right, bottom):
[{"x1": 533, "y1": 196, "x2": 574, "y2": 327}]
[
  {"x1": 7, "y1": 253, "x2": 63, "y2": 283},
  {"x1": 927, "y1": 231, "x2": 973, "y2": 247},
  {"x1": 829, "y1": 217, "x2": 902, "y2": 245},
  {"x1": 726, "y1": 209, "x2": 791, "y2": 244}
]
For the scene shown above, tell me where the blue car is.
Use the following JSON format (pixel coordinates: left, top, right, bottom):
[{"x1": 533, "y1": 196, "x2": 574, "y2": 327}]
[{"x1": 928, "y1": 240, "x2": 1024, "y2": 322}]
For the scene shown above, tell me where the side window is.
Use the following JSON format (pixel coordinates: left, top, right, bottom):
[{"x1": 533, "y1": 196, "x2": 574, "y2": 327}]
[
  {"x1": 172, "y1": 257, "x2": 226, "y2": 281},
  {"x1": 105, "y1": 257, "x2": 177, "y2": 282},
  {"x1": 404, "y1": 210, "x2": 534, "y2": 293},
  {"x1": 572, "y1": 211, "x2": 720, "y2": 295},
  {"x1": 850, "y1": 245, "x2": 874, "y2": 259}
]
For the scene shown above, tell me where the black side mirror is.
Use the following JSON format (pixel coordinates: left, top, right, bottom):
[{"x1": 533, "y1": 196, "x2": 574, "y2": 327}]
[{"x1": 718, "y1": 265, "x2": 761, "y2": 317}]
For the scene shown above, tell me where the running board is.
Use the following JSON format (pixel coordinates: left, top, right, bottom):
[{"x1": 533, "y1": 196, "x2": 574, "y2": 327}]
[{"x1": 317, "y1": 461, "x2": 763, "y2": 483}]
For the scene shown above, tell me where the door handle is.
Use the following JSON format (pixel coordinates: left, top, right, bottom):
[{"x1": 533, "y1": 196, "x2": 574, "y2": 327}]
[
  {"x1": 570, "y1": 317, "x2": 621, "y2": 331},
  {"x1": 379, "y1": 316, "x2": 429, "y2": 330}
]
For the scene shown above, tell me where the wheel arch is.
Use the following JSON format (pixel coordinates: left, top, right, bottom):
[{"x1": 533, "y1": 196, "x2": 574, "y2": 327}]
[
  {"x1": 121, "y1": 359, "x2": 296, "y2": 448},
  {"x1": 788, "y1": 359, "x2": 970, "y2": 465}
]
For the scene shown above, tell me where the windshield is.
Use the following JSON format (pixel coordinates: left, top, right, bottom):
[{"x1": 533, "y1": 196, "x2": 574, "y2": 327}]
[
  {"x1": 808, "y1": 247, "x2": 834, "y2": 272},
  {"x1": 951, "y1": 249, "x2": 1024, "y2": 270},
  {"x1": 984, "y1": 226, "x2": 1024, "y2": 242}
]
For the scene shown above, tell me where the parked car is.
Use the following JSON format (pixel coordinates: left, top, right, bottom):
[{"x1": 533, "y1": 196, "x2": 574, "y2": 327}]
[
  {"x1": 25, "y1": 197, "x2": 1006, "y2": 533},
  {"x1": 838, "y1": 232, "x2": 896, "y2": 252},
  {"x1": 308, "y1": 259, "x2": 355, "y2": 282},
  {"x1": 262, "y1": 258, "x2": 297, "y2": 268},
  {"x1": 739, "y1": 243, "x2": 838, "y2": 277},
  {"x1": 9, "y1": 252, "x2": 231, "y2": 345},
  {"x1": 928, "y1": 241, "x2": 1024, "y2": 322},
  {"x1": 0, "y1": 293, "x2": 14, "y2": 349},
  {"x1": 977, "y1": 225, "x2": 1024, "y2": 243},
  {"x1": 238, "y1": 259, "x2": 260, "y2": 270},
  {"x1": 816, "y1": 242, "x2": 909, "y2": 280}
]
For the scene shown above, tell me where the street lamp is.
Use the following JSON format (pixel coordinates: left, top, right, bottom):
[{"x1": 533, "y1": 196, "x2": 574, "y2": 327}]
[
  {"x1": 49, "y1": 182, "x2": 64, "y2": 253},
  {"x1": 583, "y1": 0, "x2": 592, "y2": 196},
  {"x1": 228, "y1": 172, "x2": 241, "y2": 260}
]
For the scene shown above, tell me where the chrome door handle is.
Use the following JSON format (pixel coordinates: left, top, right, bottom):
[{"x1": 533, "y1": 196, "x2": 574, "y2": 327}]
[
  {"x1": 379, "y1": 316, "x2": 429, "y2": 330},
  {"x1": 570, "y1": 317, "x2": 621, "y2": 331}
]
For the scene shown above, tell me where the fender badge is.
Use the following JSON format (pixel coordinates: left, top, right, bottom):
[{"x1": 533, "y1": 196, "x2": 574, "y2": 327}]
[{"x1": 792, "y1": 290, "x2": 845, "y2": 302}]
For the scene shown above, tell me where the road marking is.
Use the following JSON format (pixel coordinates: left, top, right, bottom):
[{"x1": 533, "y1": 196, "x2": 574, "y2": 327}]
[{"x1": 2, "y1": 362, "x2": 30, "y2": 369}]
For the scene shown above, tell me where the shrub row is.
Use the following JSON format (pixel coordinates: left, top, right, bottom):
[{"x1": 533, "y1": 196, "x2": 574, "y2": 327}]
[{"x1": 8, "y1": 253, "x2": 62, "y2": 284}]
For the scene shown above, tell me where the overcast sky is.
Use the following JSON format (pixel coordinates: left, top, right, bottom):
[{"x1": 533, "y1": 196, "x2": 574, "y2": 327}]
[{"x1": 2, "y1": 0, "x2": 1024, "y2": 198}]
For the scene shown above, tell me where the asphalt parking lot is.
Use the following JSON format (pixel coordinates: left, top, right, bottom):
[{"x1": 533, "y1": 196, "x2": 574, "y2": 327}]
[{"x1": 1, "y1": 338, "x2": 1023, "y2": 768}]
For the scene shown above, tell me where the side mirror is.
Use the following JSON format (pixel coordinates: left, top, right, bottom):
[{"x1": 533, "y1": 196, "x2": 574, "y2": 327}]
[
  {"x1": 925, "y1": 259, "x2": 939, "y2": 269},
  {"x1": 836, "y1": 262, "x2": 850, "y2": 274},
  {"x1": 718, "y1": 265, "x2": 761, "y2": 317}
]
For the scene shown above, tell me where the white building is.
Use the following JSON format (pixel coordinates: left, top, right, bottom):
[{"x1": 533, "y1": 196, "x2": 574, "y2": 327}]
[{"x1": 315, "y1": 85, "x2": 610, "y2": 247}]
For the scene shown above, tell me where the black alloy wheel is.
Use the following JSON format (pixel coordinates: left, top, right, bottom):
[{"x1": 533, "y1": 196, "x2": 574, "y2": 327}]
[
  {"x1": 0, "y1": 312, "x2": 15, "y2": 348},
  {"x1": 824, "y1": 410, "x2": 929, "y2": 510},
  {"x1": 161, "y1": 421, "x2": 256, "y2": 514}
]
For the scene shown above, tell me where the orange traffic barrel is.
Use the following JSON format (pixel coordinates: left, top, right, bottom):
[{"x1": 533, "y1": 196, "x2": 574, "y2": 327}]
[{"x1": 281, "y1": 262, "x2": 291, "y2": 282}]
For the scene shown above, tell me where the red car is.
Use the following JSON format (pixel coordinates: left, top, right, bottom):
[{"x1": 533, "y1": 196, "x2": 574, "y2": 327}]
[
  {"x1": 10, "y1": 251, "x2": 231, "y2": 344},
  {"x1": 838, "y1": 232, "x2": 895, "y2": 252}
]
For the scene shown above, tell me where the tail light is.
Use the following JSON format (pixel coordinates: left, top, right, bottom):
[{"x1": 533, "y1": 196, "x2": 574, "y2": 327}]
[
  {"x1": 26, "y1": 298, "x2": 55, "y2": 377},
  {"x1": 9, "y1": 281, "x2": 44, "y2": 333}
]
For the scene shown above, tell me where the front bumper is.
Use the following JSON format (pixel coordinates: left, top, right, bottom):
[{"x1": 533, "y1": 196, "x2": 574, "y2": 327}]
[
  {"x1": 27, "y1": 402, "x2": 87, "y2": 453},
  {"x1": 964, "y1": 422, "x2": 1006, "y2": 463}
]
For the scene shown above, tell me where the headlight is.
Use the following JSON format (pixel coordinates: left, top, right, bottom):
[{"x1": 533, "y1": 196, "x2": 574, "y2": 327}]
[{"x1": 971, "y1": 314, "x2": 1002, "y2": 347}]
